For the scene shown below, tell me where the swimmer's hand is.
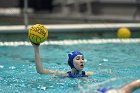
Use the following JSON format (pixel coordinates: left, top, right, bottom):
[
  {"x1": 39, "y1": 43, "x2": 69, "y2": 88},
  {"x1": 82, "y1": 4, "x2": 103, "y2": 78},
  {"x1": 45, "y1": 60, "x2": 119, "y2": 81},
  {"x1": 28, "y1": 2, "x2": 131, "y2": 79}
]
[{"x1": 31, "y1": 42, "x2": 40, "y2": 48}]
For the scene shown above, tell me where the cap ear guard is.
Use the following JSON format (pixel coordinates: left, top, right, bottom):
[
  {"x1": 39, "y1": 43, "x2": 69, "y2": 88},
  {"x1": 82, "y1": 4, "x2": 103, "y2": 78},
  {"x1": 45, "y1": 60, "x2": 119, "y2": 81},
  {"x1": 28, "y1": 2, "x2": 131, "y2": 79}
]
[
  {"x1": 97, "y1": 87, "x2": 111, "y2": 93},
  {"x1": 68, "y1": 54, "x2": 74, "y2": 68}
]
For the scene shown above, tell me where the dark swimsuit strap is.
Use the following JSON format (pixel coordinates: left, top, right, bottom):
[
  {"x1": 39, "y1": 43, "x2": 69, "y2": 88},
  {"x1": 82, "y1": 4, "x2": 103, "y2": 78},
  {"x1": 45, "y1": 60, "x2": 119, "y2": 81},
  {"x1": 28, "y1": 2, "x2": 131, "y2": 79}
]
[{"x1": 67, "y1": 71, "x2": 88, "y2": 78}]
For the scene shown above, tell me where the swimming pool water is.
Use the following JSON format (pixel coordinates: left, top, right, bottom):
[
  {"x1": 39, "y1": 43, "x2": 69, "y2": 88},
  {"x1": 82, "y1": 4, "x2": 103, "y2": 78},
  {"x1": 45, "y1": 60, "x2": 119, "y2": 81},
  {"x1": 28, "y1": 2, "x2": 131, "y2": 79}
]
[{"x1": 0, "y1": 43, "x2": 140, "y2": 93}]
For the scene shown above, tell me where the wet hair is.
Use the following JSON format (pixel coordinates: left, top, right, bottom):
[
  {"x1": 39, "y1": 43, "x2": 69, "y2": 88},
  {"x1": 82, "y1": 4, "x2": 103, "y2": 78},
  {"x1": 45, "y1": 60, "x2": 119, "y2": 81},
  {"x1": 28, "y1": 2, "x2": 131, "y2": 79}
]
[{"x1": 68, "y1": 51, "x2": 83, "y2": 68}]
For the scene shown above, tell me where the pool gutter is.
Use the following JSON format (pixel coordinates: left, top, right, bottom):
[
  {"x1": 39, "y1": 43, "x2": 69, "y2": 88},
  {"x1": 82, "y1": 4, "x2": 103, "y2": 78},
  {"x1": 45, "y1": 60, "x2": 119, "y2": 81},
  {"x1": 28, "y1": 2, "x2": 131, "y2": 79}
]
[{"x1": 0, "y1": 23, "x2": 140, "y2": 34}]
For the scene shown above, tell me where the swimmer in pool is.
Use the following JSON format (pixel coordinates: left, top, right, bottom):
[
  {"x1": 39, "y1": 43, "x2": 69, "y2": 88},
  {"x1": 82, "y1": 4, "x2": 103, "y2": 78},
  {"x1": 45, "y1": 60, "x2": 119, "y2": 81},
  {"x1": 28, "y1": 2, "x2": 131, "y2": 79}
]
[
  {"x1": 32, "y1": 43, "x2": 93, "y2": 78},
  {"x1": 97, "y1": 79, "x2": 140, "y2": 93}
]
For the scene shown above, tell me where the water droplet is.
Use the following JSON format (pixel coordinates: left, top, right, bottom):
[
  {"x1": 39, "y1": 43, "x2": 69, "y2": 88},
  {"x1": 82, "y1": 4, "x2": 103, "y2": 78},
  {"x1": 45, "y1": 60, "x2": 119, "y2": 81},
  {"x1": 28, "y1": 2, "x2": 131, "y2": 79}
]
[
  {"x1": 103, "y1": 59, "x2": 108, "y2": 62},
  {"x1": 0, "y1": 65, "x2": 4, "y2": 68},
  {"x1": 9, "y1": 66, "x2": 16, "y2": 69}
]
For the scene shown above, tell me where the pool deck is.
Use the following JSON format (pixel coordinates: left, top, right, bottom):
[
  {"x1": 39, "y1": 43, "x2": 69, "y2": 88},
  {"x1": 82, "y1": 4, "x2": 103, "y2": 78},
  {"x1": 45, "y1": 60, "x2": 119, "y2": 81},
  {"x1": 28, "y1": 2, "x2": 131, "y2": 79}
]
[{"x1": 0, "y1": 23, "x2": 140, "y2": 33}]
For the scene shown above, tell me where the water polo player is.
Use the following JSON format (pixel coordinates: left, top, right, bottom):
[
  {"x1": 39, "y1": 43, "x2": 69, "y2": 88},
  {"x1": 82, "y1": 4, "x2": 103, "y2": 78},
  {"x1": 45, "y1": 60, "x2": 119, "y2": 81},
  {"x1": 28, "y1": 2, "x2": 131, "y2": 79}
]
[{"x1": 32, "y1": 43, "x2": 93, "y2": 78}]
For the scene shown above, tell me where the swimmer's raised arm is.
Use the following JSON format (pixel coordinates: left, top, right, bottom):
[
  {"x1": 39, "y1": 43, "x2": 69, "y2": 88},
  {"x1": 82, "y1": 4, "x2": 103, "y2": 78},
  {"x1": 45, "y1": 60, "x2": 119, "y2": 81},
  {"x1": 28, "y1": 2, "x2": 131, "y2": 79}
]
[
  {"x1": 32, "y1": 43, "x2": 67, "y2": 76},
  {"x1": 32, "y1": 43, "x2": 94, "y2": 78}
]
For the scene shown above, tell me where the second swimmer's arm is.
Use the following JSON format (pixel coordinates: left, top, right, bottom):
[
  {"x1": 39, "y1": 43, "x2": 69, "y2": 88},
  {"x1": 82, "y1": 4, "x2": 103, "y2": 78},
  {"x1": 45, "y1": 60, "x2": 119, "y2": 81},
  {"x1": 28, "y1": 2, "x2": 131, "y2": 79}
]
[
  {"x1": 120, "y1": 79, "x2": 140, "y2": 93},
  {"x1": 33, "y1": 44, "x2": 67, "y2": 76}
]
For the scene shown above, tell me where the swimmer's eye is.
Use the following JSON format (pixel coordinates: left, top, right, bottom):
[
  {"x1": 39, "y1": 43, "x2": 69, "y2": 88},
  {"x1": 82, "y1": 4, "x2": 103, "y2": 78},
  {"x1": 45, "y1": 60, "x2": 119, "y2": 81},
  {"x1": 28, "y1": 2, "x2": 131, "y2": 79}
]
[
  {"x1": 76, "y1": 57, "x2": 80, "y2": 60},
  {"x1": 81, "y1": 56, "x2": 84, "y2": 60},
  {"x1": 76, "y1": 57, "x2": 84, "y2": 60}
]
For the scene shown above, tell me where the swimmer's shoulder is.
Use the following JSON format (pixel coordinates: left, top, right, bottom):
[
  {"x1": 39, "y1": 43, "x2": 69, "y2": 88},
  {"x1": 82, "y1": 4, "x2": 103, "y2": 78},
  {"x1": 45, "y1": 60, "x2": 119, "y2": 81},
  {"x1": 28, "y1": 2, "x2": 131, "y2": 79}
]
[{"x1": 85, "y1": 71, "x2": 94, "y2": 76}]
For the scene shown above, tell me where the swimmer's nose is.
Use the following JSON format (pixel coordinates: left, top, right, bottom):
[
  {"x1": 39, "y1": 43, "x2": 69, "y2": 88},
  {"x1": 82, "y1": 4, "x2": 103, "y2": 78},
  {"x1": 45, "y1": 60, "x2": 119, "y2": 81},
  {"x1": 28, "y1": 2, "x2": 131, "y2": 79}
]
[{"x1": 80, "y1": 60, "x2": 84, "y2": 63}]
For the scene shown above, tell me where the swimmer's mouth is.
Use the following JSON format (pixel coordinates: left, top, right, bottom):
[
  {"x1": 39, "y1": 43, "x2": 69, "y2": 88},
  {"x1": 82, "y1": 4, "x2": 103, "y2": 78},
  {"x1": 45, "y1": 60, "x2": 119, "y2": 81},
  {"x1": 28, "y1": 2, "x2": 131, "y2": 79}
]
[{"x1": 80, "y1": 64, "x2": 84, "y2": 68}]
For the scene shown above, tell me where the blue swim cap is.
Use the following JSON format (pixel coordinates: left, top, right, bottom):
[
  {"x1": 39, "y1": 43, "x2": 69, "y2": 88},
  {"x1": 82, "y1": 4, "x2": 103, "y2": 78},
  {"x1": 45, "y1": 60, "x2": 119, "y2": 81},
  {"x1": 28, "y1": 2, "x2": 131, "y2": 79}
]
[
  {"x1": 97, "y1": 87, "x2": 111, "y2": 93},
  {"x1": 68, "y1": 51, "x2": 83, "y2": 68}
]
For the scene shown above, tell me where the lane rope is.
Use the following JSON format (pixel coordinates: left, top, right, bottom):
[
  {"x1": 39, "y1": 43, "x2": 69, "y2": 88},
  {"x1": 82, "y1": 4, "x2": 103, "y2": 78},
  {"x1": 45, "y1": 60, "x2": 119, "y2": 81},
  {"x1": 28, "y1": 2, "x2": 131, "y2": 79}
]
[{"x1": 0, "y1": 38, "x2": 140, "y2": 46}]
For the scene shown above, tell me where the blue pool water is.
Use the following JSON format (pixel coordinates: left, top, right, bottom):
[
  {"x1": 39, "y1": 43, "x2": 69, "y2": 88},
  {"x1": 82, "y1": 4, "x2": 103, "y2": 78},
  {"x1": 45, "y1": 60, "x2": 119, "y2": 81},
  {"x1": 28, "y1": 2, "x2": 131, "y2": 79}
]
[{"x1": 0, "y1": 42, "x2": 140, "y2": 93}]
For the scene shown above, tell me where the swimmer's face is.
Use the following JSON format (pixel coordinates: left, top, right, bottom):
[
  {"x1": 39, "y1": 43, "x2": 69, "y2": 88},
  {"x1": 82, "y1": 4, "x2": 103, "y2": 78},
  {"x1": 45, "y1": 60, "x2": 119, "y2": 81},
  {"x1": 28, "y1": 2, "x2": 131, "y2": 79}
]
[{"x1": 73, "y1": 55, "x2": 84, "y2": 70}]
